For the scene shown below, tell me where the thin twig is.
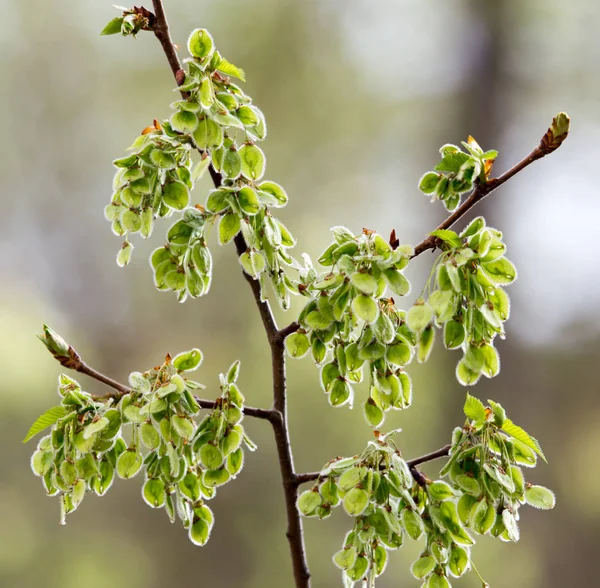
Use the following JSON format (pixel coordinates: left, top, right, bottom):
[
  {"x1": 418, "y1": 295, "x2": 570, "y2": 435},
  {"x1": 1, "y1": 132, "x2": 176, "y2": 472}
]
[
  {"x1": 42, "y1": 339, "x2": 276, "y2": 420},
  {"x1": 293, "y1": 443, "x2": 452, "y2": 486},
  {"x1": 147, "y1": 4, "x2": 311, "y2": 585}
]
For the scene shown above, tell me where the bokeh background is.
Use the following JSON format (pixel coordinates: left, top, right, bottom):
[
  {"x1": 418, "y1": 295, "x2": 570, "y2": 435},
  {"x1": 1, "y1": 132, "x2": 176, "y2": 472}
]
[{"x1": 1, "y1": 0, "x2": 599, "y2": 586}]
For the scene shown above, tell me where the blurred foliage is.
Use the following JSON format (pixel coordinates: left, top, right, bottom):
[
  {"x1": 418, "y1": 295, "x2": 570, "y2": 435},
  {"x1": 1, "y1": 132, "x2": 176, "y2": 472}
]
[{"x1": 1, "y1": 0, "x2": 600, "y2": 587}]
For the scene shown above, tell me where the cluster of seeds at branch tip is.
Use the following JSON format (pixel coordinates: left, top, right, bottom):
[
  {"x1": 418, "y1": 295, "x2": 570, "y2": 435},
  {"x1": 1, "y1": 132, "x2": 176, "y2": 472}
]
[
  {"x1": 406, "y1": 216, "x2": 516, "y2": 386},
  {"x1": 284, "y1": 227, "x2": 415, "y2": 424},
  {"x1": 419, "y1": 137, "x2": 498, "y2": 211},
  {"x1": 297, "y1": 395, "x2": 555, "y2": 587},
  {"x1": 29, "y1": 348, "x2": 256, "y2": 547},
  {"x1": 105, "y1": 28, "x2": 298, "y2": 309}
]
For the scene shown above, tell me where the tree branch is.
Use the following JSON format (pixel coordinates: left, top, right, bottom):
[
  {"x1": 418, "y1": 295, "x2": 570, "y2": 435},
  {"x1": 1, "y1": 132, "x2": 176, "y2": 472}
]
[
  {"x1": 293, "y1": 443, "x2": 452, "y2": 486},
  {"x1": 146, "y1": 4, "x2": 311, "y2": 585},
  {"x1": 41, "y1": 335, "x2": 276, "y2": 420},
  {"x1": 412, "y1": 114, "x2": 569, "y2": 258}
]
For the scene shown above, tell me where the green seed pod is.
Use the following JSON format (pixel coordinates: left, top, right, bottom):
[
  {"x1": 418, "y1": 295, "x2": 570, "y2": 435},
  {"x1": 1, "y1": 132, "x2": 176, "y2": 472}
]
[
  {"x1": 363, "y1": 398, "x2": 384, "y2": 428},
  {"x1": 163, "y1": 181, "x2": 190, "y2": 210},
  {"x1": 226, "y1": 447, "x2": 244, "y2": 476},
  {"x1": 199, "y1": 443, "x2": 223, "y2": 470},
  {"x1": 218, "y1": 212, "x2": 241, "y2": 245},
  {"x1": 329, "y1": 378, "x2": 352, "y2": 407},
  {"x1": 311, "y1": 337, "x2": 327, "y2": 365},
  {"x1": 457, "y1": 493, "x2": 478, "y2": 527},
  {"x1": 333, "y1": 546, "x2": 357, "y2": 571},
  {"x1": 428, "y1": 481, "x2": 455, "y2": 501},
  {"x1": 150, "y1": 149, "x2": 176, "y2": 169},
  {"x1": 525, "y1": 485, "x2": 556, "y2": 510},
  {"x1": 297, "y1": 489, "x2": 322, "y2": 517},
  {"x1": 171, "y1": 109, "x2": 199, "y2": 133},
  {"x1": 352, "y1": 294, "x2": 379, "y2": 323},
  {"x1": 351, "y1": 272, "x2": 378, "y2": 295},
  {"x1": 116, "y1": 450, "x2": 143, "y2": 479},
  {"x1": 31, "y1": 450, "x2": 54, "y2": 477},
  {"x1": 187, "y1": 28, "x2": 215, "y2": 62},
  {"x1": 257, "y1": 180, "x2": 288, "y2": 207},
  {"x1": 407, "y1": 302, "x2": 433, "y2": 332},
  {"x1": 402, "y1": 508, "x2": 424, "y2": 540},
  {"x1": 116, "y1": 241, "x2": 134, "y2": 267},
  {"x1": 346, "y1": 555, "x2": 369, "y2": 582},
  {"x1": 93, "y1": 460, "x2": 115, "y2": 496},
  {"x1": 143, "y1": 477, "x2": 166, "y2": 508},
  {"x1": 199, "y1": 77, "x2": 214, "y2": 108},
  {"x1": 285, "y1": 331, "x2": 310, "y2": 359},
  {"x1": 188, "y1": 516, "x2": 212, "y2": 546},
  {"x1": 237, "y1": 186, "x2": 261, "y2": 215},
  {"x1": 342, "y1": 487, "x2": 369, "y2": 516},
  {"x1": 239, "y1": 144, "x2": 266, "y2": 181},
  {"x1": 383, "y1": 268, "x2": 411, "y2": 297},
  {"x1": 411, "y1": 553, "x2": 436, "y2": 579},
  {"x1": 221, "y1": 147, "x2": 242, "y2": 179},
  {"x1": 417, "y1": 325, "x2": 435, "y2": 363},
  {"x1": 449, "y1": 544, "x2": 470, "y2": 577}
]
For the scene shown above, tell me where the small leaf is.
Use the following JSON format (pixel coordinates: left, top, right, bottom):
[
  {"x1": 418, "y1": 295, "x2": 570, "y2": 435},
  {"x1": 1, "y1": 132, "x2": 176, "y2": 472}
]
[
  {"x1": 502, "y1": 419, "x2": 546, "y2": 462},
  {"x1": 215, "y1": 56, "x2": 246, "y2": 81},
  {"x1": 101, "y1": 17, "x2": 124, "y2": 36},
  {"x1": 23, "y1": 406, "x2": 68, "y2": 443},
  {"x1": 463, "y1": 393, "x2": 486, "y2": 423}
]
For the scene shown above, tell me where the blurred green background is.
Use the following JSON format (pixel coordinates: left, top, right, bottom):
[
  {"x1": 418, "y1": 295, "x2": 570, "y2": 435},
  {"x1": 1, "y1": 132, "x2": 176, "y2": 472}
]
[{"x1": 2, "y1": 0, "x2": 599, "y2": 586}]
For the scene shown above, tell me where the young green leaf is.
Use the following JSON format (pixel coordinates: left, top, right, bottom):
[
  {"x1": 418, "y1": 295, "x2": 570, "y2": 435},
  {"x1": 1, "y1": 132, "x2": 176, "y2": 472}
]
[{"x1": 23, "y1": 406, "x2": 68, "y2": 443}]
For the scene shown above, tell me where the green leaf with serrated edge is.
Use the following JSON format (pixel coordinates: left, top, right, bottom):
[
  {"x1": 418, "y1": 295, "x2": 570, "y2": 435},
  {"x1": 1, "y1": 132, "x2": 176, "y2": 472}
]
[
  {"x1": 173, "y1": 348, "x2": 203, "y2": 371},
  {"x1": 23, "y1": 406, "x2": 68, "y2": 443},
  {"x1": 214, "y1": 56, "x2": 246, "y2": 81},
  {"x1": 101, "y1": 17, "x2": 124, "y2": 35},
  {"x1": 463, "y1": 393, "x2": 486, "y2": 423},
  {"x1": 430, "y1": 229, "x2": 463, "y2": 249},
  {"x1": 502, "y1": 418, "x2": 546, "y2": 462}
]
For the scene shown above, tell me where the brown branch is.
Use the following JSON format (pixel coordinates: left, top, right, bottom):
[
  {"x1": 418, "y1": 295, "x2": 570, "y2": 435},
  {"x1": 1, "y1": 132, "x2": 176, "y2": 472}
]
[
  {"x1": 146, "y1": 4, "x2": 310, "y2": 585},
  {"x1": 41, "y1": 336, "x2": 278, "y2": 422},
  {"x1": 412, "y1": 113, "x2": 569, "y2": 258},
  {"x1": 293, "y1": 443, "x2": 452, "y2": 486}
]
